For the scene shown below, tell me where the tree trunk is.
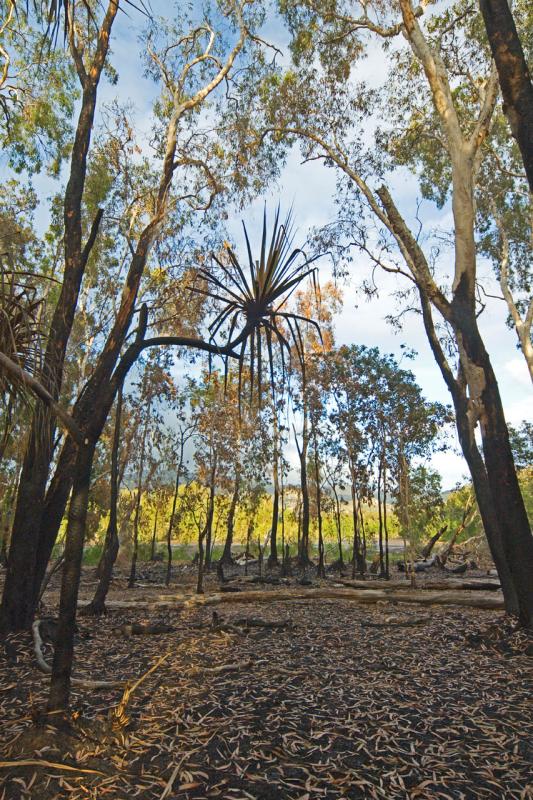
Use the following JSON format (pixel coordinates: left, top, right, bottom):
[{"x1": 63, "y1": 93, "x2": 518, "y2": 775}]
[
  {"x1": 383, "y1": 457, "x2": 389, "y2": 579},
  {"x1": 313, "y1": 433, "x2": 325, "y2": 578},
  {"x1": 128, "y1": 404, "x2": 150, "y2": 589},
  {"x1": 150, "y1": 507, "x2": 159, "y2": 561},
  {"x1": 296, "y1": 411, "x2": 311, "y2": 566},
  {"x1": 420, "y1": 525, "x2": 448, "y2": 560},
  {"x1": 201, "y1": 454, "x2": 217, "y2": 580},
  {"x1": 269, "y1": 416, "x2": 280, "y2": 566},
  {"x1": 244, "y1": 518, "x2": 253, "y2": 577},
  {"x1": 350, "y1": 481, "x2": 365, "y2": 577},
  {"x1": 47, "y1": 442, "x2": 94, "y2": 714},
  {"x1": 332, "y1": 483, "x2": 344, "y2": 568},
  {"x1": 377, "y1": 458, "x2": 385, "y2": 577},
  {"x1": 478, "y1": 0, "x2": 533, "y2": 191},
  {"x1": 83, "y1": 385, "x2": 123, "y2": 615},
  {"x1": 165, "y1": 460, "x2": 183, "y2": 587},
  {"x1": 221, "y1": 470, "x2": 240, "y2": 566}
]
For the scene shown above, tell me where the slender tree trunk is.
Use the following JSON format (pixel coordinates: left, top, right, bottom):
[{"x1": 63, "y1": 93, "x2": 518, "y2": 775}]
[
  {"x1": 128, "y1": 407, "x2": 150, "y2": 589},
  {"x1": 377, "y1": 459, "x2": 385, "y2": 577},
  {"x1": 165, "y1": 456, "x2": 184, "y2": 587},
  {"x1": 478, "y1": 0, "x2": 533, "y2": 191},
  {"x1": 332, "y1": 484, "x2": 344, "y2": 568},
  {"x1": 269, "y1": 415, "x2": 280, "y2": 566},
  {"x1": 200, "y1": 455, "x2": 217, "y2": 582},
  {"x1": 196, "y1": 526, "x2": 206, "y2": 594},
  {"x1": 244, "y1": 518, "x2": 253, "y2": 577},
  {"x1": 313, "y1": 433, "x2": 325, "y2": 578},
  {"x1": 383, "y1": 458, "x2": 389, "y2": 579},
  {"x1": 150, "y1": 507, "x2": 159, "y2": 561},
  {"x1": 221, "y1": 470, "x2": 240, "y2": 566},
  {"x1": 83, "y1": 385, "x2": 123, "y2": 615},
  {"x1": 296, "y1": 409, "x2": 310, "y2": 565}
]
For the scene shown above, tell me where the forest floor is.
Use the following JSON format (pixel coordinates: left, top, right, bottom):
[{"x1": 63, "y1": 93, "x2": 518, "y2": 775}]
[{"x1": 1, "y1": 562, "x2": 533, "y2": 800}]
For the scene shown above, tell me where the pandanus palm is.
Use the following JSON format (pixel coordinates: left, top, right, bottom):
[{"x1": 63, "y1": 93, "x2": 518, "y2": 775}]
[
  {"x1": 0, "y1": 268, "x2": 43, "y2": 402},
  {"x1": 193, "y1": 207, "x2": 322, "y2": 402}
]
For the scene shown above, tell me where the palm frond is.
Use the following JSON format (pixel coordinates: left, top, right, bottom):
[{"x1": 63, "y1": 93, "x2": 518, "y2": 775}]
[
  {"x1": 0, "y1": 266, "x2": 44, "y2": 403},
  {"x1": 190, "y1": 205, "x2": 322, "y2": 406}
]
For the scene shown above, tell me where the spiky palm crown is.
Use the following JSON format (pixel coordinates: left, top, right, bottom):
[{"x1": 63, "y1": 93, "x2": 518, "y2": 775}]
[{"x1": 193, "y1": 207, "x2": 322, "y2": 403}]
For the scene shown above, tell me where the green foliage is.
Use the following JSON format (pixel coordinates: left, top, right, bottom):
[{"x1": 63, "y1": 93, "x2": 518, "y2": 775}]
[{"x1": 1, "y1": 8, "x2": 77, "y2": 175}]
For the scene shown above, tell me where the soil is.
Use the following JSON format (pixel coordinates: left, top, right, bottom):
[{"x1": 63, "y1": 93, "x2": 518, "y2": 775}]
[{"x1": 1, "y1": 562, "x2": 532, "y2": 799}]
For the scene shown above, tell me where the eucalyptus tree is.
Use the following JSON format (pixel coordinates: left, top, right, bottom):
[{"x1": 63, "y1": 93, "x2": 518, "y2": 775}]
[{"x1": 250, "y1": 0, "x2": 533, "y2": 625}]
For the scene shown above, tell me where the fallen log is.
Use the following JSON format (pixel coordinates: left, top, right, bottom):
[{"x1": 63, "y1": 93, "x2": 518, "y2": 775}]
[
  {"x1": 91, "y1": 587, "x2": 505, "y2": 612},
  {"x1": 338, "y1": 579, "x2": 501, "y2": 591}
]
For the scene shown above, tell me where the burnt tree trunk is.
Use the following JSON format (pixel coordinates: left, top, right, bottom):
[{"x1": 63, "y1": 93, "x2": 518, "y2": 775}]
[
  {"x1": 313, "y1": 432, "x2": 325, "y2": 579},
  {"x1": 383, "y1": 457, "x2": 389, "y2": 579},
  {"x1": 165, "y1": 459, "x2": 183, "y2": 587},
  {"x1": 479, "y1": 0, "x2": 533, "y2": 191},
  {"x1": 128, "y1": 406, "x2": 150, "y2": 589},
  {"x1": 221, "y1": 470, "x2": 240, "y2": 566},
  {"x1": 150, "y1": 507, "x2": 159, "y2": 561},
  {"x1": 377, "y1": 459, "x2": 385, "y2": 577},
  {"x1": 47, "y1": 443, "x2": 94, "y2": 714},
  {"x1": 269, "y1": 465, "x2": 280, "y2": 568},
  {"x1": 83, "y1": 384, "x2": 123, "y2": 615},
  {"x1": 420, "y1": 524, "x2": 448, "y2": 560}
]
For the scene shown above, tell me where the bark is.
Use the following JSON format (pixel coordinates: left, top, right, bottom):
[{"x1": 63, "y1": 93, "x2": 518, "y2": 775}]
[{"x1": 479, "y1": 0, "x2": 533, "y2": 191}]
